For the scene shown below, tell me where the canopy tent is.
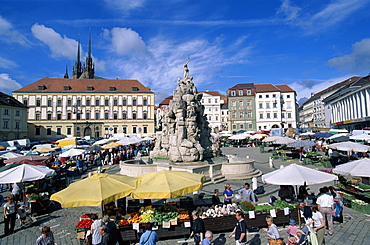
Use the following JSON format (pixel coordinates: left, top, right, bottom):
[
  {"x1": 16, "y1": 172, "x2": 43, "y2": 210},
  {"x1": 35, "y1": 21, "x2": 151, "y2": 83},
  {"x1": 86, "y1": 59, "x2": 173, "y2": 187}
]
[
  {"x1": 299, "y1": 132, "x2": 314, "y2": 136},
  {"x1": 59, "y1": 148, "x2": 85, "y2": 157},
  {"x1": 36, "y1": 147, "x2": 55, "y2": 153},
  {"x1": 93, "y1": 139, "x2": 113, "y2": 145},
  {"x1": 0, "y1": 152, "x2": 23, "y2": 159},
  {"x1": 229, "y1": 134, "x2": 248, "y2": 140},
  {"x1": 131, "y1": 170, "x2": 206, "y2": 199},
  {"x1": 0, "y1": 164, "x2": 18, "y2": 173},
  {"x1": 50, "y1": 173, "x2": 137, "y2": 208},
  {"x1": 0, "y1": 164, "x2": 55, "y2": 184},
  {"x1": 262, "y1": 164, "x2": 338, "y2": 186},
  {"x1": 349, "y1": 134, "x2": 370, "y2": 141},
  {"x1": 236, "y1": 130, "x2": 246, "y2": 134},
  {"x1": 311, "y1": 132, "x2": 333, "y2": 138},
  {"x1": 117, "y1": 137, "x2": 142, "y2": 145},
  {"x1": 250, "y1": 134, "x2": 264, "y2": 140},
  {"x1": 0, "y1": 145, "x2": 5, "y2": 150},
  {"x1": 262, "y1": 136, "x2": 282, "y2": 142},
  {"x1": 4, "y1": 155, "x2": 48, "y2": 164},
  {"x1": 328, "y1": 142, "x2": 370, "y2": 153},
  {"x1": 329, "y1": 129, "x2": 348, "y2": 133},
  {"x1": 12, "y1": 160, "x2": 46, "y2": 166},
  {"x1": 331, "y1": 136, "x2": 350, "y2": 142},
  {"x1": 328, "y1": 133, "x2": 350, "y2": 140},
  {"x1": 288, "y1": 140, "x2": 316, "y2": 148},
  {"x1": 87, "y1": 145, "x2": 104, "y2": 151},
  {"x1": 274, "y1": 137, "x2": 296, "y2": 145},
  {"x1": 332, "y1": 158, "x2": 370, "y2": 177}
]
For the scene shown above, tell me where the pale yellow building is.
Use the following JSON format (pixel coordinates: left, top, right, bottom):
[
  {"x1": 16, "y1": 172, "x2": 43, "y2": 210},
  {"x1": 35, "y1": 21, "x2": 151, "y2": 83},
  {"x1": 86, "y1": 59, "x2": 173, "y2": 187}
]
[{"x1": 13, "y1": 78, "x2": 155, "y2": 140}]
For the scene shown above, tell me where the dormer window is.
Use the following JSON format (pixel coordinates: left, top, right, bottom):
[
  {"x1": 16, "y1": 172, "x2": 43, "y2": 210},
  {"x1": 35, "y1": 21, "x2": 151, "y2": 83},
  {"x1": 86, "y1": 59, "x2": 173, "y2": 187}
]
[
  {"x1": 109, "y1": 87, "x2": 116, "y2": 91},
  {"x1": 64, "y1": 86, "x2": 71, "y2": 91},
  {"x1": 38, "y1": 85, "x2": 46, "y2": 90},
  {"x1": 87, "y1": 86, "x2": 94, "y2": 91},
  {"x1": 132, "y1": 87, "x2": 139, "y2": 91}
]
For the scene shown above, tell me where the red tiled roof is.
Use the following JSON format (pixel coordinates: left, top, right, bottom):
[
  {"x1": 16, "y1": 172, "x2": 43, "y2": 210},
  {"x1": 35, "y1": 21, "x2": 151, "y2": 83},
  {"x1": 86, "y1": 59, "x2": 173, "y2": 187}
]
[
  {"x1": 159, "y1": 96, "x2": 173, "y2": 105},
  {"x1": 199, "y1": 91, "x2": 221, "y2": 96},
  {"x1": 255, "y1": 84, "x2": 280, "y2": 92},
  {"x1": 230, "y1": 83, "x2": 254, "y2": 89},
  {"x1": 275, "y1": 84, "x2": 295, "y2": 92},
  {"x1": 13, "y1": 78, "x2": 153, "y2": 93}
]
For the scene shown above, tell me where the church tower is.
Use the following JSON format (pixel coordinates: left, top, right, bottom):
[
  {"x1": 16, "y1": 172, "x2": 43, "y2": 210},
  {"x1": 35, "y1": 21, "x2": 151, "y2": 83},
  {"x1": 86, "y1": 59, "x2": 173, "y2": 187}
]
[
  {"x1": 80, "y1": 33, "x2": 95, "y2": 79},
  {"x1": 72, "y1": 38, "x2": 82, "y2": 79},
  {"x1": 64, "y1": 64, "x2": 69, "y2": 79}
]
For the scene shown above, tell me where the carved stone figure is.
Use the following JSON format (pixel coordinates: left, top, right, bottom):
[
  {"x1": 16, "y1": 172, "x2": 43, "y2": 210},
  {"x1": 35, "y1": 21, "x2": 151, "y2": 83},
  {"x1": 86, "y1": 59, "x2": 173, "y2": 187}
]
[{"x1": 151, "y1": 60, "x2": 217, "y2": 162}]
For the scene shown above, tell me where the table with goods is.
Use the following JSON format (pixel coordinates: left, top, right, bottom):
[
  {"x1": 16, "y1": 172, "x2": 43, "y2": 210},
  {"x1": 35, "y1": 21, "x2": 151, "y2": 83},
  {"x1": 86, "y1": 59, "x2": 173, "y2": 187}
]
[
  {"x1": 337, "y1": 182, "x2": 370, "y2": 214},
  {"x1": 73, "y1": 199, "x2": 300, "y2": 242}
]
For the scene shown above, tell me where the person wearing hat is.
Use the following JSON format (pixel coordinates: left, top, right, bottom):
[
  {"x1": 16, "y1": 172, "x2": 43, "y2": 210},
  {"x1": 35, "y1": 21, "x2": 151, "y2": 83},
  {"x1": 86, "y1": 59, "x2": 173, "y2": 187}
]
[
  {"x1": 287, "y1": 219, "x2": 298, "y2": 237},
  {"x1": 17, "y1": 202, "x2": 27, "y2": 227}
]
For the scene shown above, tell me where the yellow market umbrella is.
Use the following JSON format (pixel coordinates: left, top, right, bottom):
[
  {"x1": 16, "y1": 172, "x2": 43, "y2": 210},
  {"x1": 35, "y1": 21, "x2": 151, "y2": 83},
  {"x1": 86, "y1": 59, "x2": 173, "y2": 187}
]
[
  {"x1": 50, "y1": 173, "x2": 138, "y2": 208},
  {"x1": 0, "y1": 145, "x2": 5, "y2": 150},
  {"x1": 101, "y1": 144, "x2": 114, "y2": 149},
  {"x1": 36, "y1": 147, "x2": 55, "y2": 153},
  {"x1": 108, "y1": 142, "x2": 122, "y2": 147},
  {"x1": 131, "y1": 170, "x2": 206, "y2": 199}
]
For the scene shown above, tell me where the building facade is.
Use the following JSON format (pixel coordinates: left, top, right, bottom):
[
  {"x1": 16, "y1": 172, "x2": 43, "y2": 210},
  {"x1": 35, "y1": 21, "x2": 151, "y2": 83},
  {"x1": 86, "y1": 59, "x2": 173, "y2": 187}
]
[
  {"x1": 13, "y1": 78, "x2": 154, "y2": 140},
  {"x1": 0, "y1": 92, "x2": 28, "y2": 141},
  {"x1": 199, "y1": 90, "x2": 223, "y2": 132},
  {"x1": 227, "y1": 83, "x2": 256, "y2": 131}
]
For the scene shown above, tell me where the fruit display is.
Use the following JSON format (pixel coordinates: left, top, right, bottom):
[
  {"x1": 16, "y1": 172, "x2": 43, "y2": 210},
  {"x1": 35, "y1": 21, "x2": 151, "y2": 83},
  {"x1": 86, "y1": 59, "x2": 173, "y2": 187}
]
[
  {"x1": 127, "y1": 213, "x2": 142, "y2": 223},
  {"x1": 197, "y1": 204, "x2": 239, "y2": 218},
  {"x1": 239, "y1": 201, "x2": 255, "y2": 212},
  {"x1": 74, "y1": 219, "x2": 93, "y2": 230},
  {"x1": 178, "y1": 208, "x2": 190, "y2": 220}
]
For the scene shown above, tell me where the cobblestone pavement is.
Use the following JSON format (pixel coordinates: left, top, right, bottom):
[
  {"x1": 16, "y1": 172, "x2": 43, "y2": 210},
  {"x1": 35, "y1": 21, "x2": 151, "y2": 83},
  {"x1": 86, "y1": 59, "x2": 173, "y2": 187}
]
[{"x1": 0, "y1": 147, "x2": 369, "y2": 245}]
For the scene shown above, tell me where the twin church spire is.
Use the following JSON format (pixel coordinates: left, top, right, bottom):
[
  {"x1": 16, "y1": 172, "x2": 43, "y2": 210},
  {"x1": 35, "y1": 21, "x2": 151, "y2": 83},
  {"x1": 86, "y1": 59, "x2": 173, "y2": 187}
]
[{"x1": 66, "y1": 33, "x2": 95, "y2": 79}]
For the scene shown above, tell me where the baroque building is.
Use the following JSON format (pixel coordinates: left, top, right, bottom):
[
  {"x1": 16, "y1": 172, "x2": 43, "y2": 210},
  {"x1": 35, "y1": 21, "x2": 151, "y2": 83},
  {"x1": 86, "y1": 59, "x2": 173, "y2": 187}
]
[{"x1": 13, "y1": 36, "x2": 154, "y2": 140}]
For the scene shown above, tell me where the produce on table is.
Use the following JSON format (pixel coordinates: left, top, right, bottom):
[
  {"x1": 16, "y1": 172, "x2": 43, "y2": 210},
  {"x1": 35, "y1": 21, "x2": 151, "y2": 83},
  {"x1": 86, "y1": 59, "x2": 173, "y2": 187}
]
[
  {"x1": 239, "y1": 201, "x2": 255, "y2": 212},
  {"x1": 197, "y1": 204, "x2": 239, "y2": 218},
  {"x1": 127, "y1": 213, "x2": 142, "y2": 223},
  {"x1": 75, "y1": 219, "x2": 93, "y2": 229}
]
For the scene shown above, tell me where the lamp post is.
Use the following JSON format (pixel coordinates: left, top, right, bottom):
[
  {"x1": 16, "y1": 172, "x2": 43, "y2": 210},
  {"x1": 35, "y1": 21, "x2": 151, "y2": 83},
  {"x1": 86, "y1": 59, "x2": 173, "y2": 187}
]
[{"x1": 73, "y1": 104, "x2": 79, "y2": 137}]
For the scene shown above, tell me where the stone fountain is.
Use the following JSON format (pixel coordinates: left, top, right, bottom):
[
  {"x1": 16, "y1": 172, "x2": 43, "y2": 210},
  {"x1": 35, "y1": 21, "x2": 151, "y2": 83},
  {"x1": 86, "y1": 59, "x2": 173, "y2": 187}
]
[{"x1": 120, "y1": 60, "x2": 261, "y2": 183}]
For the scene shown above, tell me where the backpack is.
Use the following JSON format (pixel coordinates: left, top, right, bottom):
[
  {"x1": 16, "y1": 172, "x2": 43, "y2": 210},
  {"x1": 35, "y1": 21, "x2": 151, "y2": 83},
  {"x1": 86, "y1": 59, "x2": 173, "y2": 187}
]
[{"x1": 255, "y1": 186, "x2": 265, "y2": 195}]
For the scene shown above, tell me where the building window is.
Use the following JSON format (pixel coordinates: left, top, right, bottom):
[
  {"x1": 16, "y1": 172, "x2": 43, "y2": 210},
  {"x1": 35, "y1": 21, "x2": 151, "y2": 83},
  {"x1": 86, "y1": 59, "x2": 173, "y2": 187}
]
[
  {"x1": 249, "y1": 124, "x2": 252, "y2": 129},
  {"x1": 259, "y1": 103, "x2": 263, "y2": 109},
  {"x1": 287, "y1": 95, "x2": 291, "y2": 98},
  {"x1": 47, "y1": 114, "x2": 52, "y2": 120},
  {"x1": 3, "y1": 108, "x2": 9, "y2": 115},
  {"x1": 132, "y1": 113, "x2": 137, "y2": 120},
  {"x1": 287, "y1": 102, "x2": 292, "y2": 109},
  {"x1": 122, "y1": 113, "x2": 127, "y2": 120},
  {"x1": 105, "y1": 99, "x2": 109, "y2": 106},
  {"x1": 246, "y1": 100, "x2": 251, "y2": 106},
  {"x1": 264, "y1": 126, "x2": 267, "y2": 129},
  {"x1": 273, "y1": 94, "x2": 276, "y2": 98},
  {"x1": 47, "y1": 128, "x2": 52, "y2": 135},
  {"x1": 122, "y1": 127, "x2": 127, "y2": 134},
  {"x1": 143, "y1": 99, "x2": 147, "y2": 106},
  {"x1": 23, "y1": 99, "x2": 28, "y2": 106},
  {"x1": 215, "y1": 108, "x2": 218, "y2": 111},
  {"x1": 247, "y1": 89, "x2": 251, "y2": 95},
  {"x1": 266, "y1": 95, "x2": 269, "y2": 98},
  {"x1": 35, "y1": 127, "x2": 41, "y2": 135},
  {"x1": 132, "y1": 87, "x2": 139, "y2": 91},
  {"x1": 238, "y1": 90, "x2": 243, "y2": 96},
  {"x1": 240, "y1": 124, "x2": 244, "y2": 129},
  {"x1": 133, "y1": 99, "x2": 137, "y2": 106},
  {"x1": 63, "y1": 86, "x2": 70, "y2": 91},
  {"x1": 96, "y1": 99, "x2": 100, "y2": 106},
  {"x1": 38, "y1": 85, "x2": 45, "y2": 90},
  {"x1": 113, "y1": 99, "x2": 118, "y2": 106},
  {"x1": 67, "y1": 113, "x2": 71, "y2": 120},
  {"x1": 36, "y1": 99, "x2": 41, "y2": 106},
  {"x1": 208, "y1": 116, "x2": 212, "y2": 121},
  {"x1": 87, "y1": 86, "x2": 94, "y2": 91},
  {"x1": 105, "y1": 113, "x2": 109, "y2": 119},
  {"x1": 267, "y1": 113, "x2": 270, "y2": 118},
  {"x1": 202, "y1": 99, "x2": 204, "y2": 104},
  {"x1": 67, "y1": 127, "x2": 71, "y2": 135},
  {"x1": 86, "y1": 113, "x2": 90, "y2": 120},
  {"x1": 288, "y1": 113, "x2": 292, "y2": 118},
  {"x1": 47, "y1": 99, "x2": 52, "y2": 106},
  {"x1": 77, "y1": 100, "x2": 81, "y2": 106},
  {"x1": 273, "y1": 103, "x2": 277, "y2": 108},
  {"x1": 259, "y1": 95, "x2": 262, "y2": 98},
  {"x1": 3, "y1": 121, "x2": 9, "y2": 129},
  {"x1": 57, "y1": 100, "x2": 62, "y2": 106},
  {"x1": 132, "y1": 126, "x2": 137, "y2": 133},
  {"x1": 215, "y1": 99, "x2": 218, "y2": 103},
  {"x1": 143, "y1": 126, "x2": 148, "y2": 134},
  {"x1": 15, "y1": 121, "x2": 20, "y2": 129},
  {"x1": 208, "y1": 108, "x2": 211, "y2": 112},
  {"x1": 266, "y1": 103, "x2": 270, "y2": 108},
  {"x1": 231, "y1": 90, "x2": 235, "y2": 96},
  {"x1": 247, "y1": 112, "x2": 252, "y2": 118},
  {"x1": 109, "y1": 87, "x2": 116, "y2": 91},
  {"x1": 232, "y1": 124, "x2": 236, "y2": 129},
  {"x1": 67, "y1": 99, "x2": 72, "y2": 106},
  {"x1": 57, "y1": 128, "x2": 61, "y2": 135},
  {"x1": 207, "y1": 99, "x2": 211, "y2": 103},
  {"x1": 113, "y1": 113, "x2": 117, "y2": 120},
  {"x1": 57, "y1": 114, "x2": 61, "y2": 120},
  {"x1": 122, "y1": 99, "x2": 127, "y2": 106},
  {"x1": 231, "y1": 112, "x2": 236, "y2": 119},
  {"x1": 239, "y1": 101, "x2": 243, "y2": 107},
  {"x1": 232, "y1": 100, "x2": 236, "y2": 106},
  {"x1": 259, "y1": 113, "x2": 263, "y2": 119},
  {"x1": 273, "y1": 113, "x2": 277, "y2": 118},
  {"x1": 76, "y1": 113, "x2": 81, "y2": 120},
  {"x1": 36, "y1": 114, "x2": 40, "y2": 120},
  {"x1": 114, "y1": 128, "x2": 118, "y2": 133},
  {"x1": 215, "y1": 115, "x2": 218, "y2": 120},
  {"x1": 282, "y1": 113, "x2": 285, "y2": 118},
  {"x1": 143, "y1": 113, "x2": 147, "y2": 119},
  {"x1": 86, "y1": 99, "x2": 90, "y2": 106},
  {"x1": 239, "y1": 111, "x2": 244, "y2": 119}
]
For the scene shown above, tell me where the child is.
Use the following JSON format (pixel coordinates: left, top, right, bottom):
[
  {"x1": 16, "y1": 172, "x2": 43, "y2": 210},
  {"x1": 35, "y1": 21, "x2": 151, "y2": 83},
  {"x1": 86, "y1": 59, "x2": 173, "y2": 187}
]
[
  {"x1": 17, "y1": 203, "x2": 27, "y2": 227},
  {"x1": 287, "y1": 219, "x2": 298, "y2": 237}
]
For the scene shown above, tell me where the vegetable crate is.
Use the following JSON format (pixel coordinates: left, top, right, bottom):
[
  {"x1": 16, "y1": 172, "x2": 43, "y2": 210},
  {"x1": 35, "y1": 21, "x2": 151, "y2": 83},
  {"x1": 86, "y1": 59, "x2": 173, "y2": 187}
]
[{"x1": 351, "y1": 200, "x2": 370, "y2": 214}]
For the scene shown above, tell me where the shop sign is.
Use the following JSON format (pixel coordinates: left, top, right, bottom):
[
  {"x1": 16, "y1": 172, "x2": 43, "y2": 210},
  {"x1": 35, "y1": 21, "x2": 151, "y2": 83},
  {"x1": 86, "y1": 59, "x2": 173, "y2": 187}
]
[{"x1": 344, "y1": 120, "x2": 352, "y2": 124}]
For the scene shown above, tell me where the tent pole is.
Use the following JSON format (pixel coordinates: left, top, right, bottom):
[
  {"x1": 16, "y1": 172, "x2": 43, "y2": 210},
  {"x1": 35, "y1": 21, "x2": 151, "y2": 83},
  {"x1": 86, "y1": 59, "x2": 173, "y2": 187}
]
[{"x1": 295, "y1": 185, "x2": 301, "y2": 227}]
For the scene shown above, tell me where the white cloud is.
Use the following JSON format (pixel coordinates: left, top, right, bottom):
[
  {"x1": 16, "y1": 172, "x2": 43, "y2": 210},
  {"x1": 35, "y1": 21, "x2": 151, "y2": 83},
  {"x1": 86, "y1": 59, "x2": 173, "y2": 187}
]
[
  {"x1": 276, "y1": 0, "x2": 303, "y2": 27},
  {"x1": 0, "y1": 73, "x2": 22, "y2": 95},
  {"x1": 289, "y1": 75, "x2": 356, "y2": 100},
  {"x1": 0, "y1": 16, "x2": 30, "y2": 46},
  {"x1": 0, "y1": 57, "x2": 17, "y2": 69},
  {"x1": 31, "y1": 24, "x2": 78, "y2": 60},
  {"x1": 327, "y1": 38, "x2": 370, "y2": 73},
  {"x1": 104, "y1": 0, "x2": 145, "y2": 11}
]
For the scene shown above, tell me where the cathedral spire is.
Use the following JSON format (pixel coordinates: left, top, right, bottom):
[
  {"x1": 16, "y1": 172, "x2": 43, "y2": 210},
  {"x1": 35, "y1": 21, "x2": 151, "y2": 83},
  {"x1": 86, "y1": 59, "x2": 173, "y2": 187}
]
[
  {"x1": 72, "y1": 36, "x2": 82, "y2": 78},
  {"x1": 80, "y1": 31, "x2": 95, "y2": 79},
  {"x1": 64, "y1": 63, "x2": 69, "y2": 79}
]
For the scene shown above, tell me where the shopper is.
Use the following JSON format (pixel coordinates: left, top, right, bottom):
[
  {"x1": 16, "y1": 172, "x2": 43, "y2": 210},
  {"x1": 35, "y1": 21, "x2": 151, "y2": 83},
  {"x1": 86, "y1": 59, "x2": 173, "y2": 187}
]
[
  {"x1": 99, "y1": 225, "x2": 114, "y2": 245},
  {"x1": 228, "y1": 210, "x2": 246, "y2": 245},
  {"x1": 212, "y1": 189, "x2": 222, "y2": 206},
  {"x1": 316, "y1": 186, "x2": 334, "y2": 235},
  {"x1": 238, "y1": 182, "x2": 256, "y2": 204},
  {"x1": 307, "y1": 203, "x2": 325, "y2": 245},
  {"x1": 90, "y1": 214, "x2": 102, "y2": 245},
  {"x1": 190, "y1": 211, "x2": 205, "y2": 245},
  {"x1": 262, "y1": 216, "x2": 280, "y2": 240},
  {"x1": 3, "y1": 195, "x2": 16, "y2": 235},
  {"x1": 223, "y1": 184, "x2": 234, "y2": 205},
  {"x1": 202, "y1": 230, "x2": 213, "y2": 245},
  {"x1": 139, "y1": 223, "x2": 158, "y2": 245},
  {"x1": 36, "y1": 226, "x2": 55, "y2": 245}
]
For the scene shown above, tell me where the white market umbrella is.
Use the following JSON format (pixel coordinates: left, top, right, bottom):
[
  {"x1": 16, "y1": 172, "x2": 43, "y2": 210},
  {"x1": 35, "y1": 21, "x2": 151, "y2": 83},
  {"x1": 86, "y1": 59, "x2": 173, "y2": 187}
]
[
  {"x1": 262, "y1": 136, "x2": 282, "y2": 142},
  {"x1": 328, "y1": 133, "x2": 350, "y2": 140},
  {"x1": 332, "y1": 158, "x2": 370, "y2": 177},
  {"x1": 59, "y1": 148, "x2": 85, "y2": 157},
  {"x1": 300, "y1": 132, "x2": 314, "y2": 136},
  {"x1": 0, "y1": 152, "x2": 23, "y2": 159},
  {"x1": 93, "y1": 139, "x2": 112, "y2": 145},
  {"x1": 229, "y1": 134, "x2": 247, "y2": 140},
  {"x1": 274, "y1": 137, "x2": 296, "y2": 145},
  {"x1": 288, "y1": 140, "x2": 316, "y2": 148},
  {"x1": 328, "y1": 142, "x2": 370, "y2": 152},
  {"x1": 349, "y1": 134, "x2": 370, "y2": 141},
  {"x1": 0, "y1": 164, "x2": 55, "y2": 184},
  {"x1": 262, "y1": 164, "x2": 338, "y2": 186},
  {"x1": 250, "y1": 134, "x2": 263, "y2": 140}
]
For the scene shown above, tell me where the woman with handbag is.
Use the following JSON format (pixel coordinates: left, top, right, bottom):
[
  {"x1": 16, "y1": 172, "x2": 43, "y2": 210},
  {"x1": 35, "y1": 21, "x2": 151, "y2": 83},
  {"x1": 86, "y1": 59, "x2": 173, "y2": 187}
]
[
  {"x1": 262, "y1": 216, "x2": 283, "y2": 245},
  {"x1": 139, "y1": 223, "x2": 158, "y2": 245},
  {"x1": 189, "y1": 211, "x2": 205, "y2": 245}
]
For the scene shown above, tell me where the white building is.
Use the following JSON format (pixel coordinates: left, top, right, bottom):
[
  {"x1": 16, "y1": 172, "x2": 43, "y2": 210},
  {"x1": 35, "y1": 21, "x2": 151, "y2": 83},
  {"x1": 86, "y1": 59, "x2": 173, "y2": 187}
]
[
  {"x1": 255, "y1": 84, "x2": 297, "y2": 131},
  {"x1": 199, "y1": 90, "x2": 223, "y2": 132}
]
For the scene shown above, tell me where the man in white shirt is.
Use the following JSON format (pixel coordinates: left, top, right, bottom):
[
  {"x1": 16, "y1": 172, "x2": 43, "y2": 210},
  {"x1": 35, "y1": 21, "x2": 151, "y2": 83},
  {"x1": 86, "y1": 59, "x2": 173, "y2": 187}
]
[
  {"x1": 238, "y1": 183, "x2": 256, "y2": 204},
  {"x1": 316, "y1": 187, "x2": 334, "y2": 235}
]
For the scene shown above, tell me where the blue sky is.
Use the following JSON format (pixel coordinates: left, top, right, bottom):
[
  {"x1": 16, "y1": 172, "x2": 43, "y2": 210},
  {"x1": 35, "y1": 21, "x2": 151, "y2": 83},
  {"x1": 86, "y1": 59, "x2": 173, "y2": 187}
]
[{"x1": 1, "y1": 0, "x2": 370, "y2": 104}]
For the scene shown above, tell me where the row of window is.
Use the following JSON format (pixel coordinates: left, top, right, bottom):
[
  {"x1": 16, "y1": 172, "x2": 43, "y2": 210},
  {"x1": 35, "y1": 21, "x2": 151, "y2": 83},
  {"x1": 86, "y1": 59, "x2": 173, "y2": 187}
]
[
  {"x1": 2, "y1": 109, "x2": 21, "y2": 116},
  {"x1": 38, "y1": 85, "x2": 139, "y2": 92},
  {"x1": 231, "y1": 100, "x2": 252, "y2": 107},
  {"x1": 201, "y1": 98, "x2": 219, "y2": 104},
  {"x1": 232, "y1": 124, "x2": 253, "y2": 129},
  {"x1": 2, "y1": 121, "x2": 20, "y2": 129},
  {"x1": 207, "y1": 115, "x2": 219, "y2": 121},
  {"x1": 35, "y1": 112, "x2": 149, "y2": 121},
  {"x1": 231, "y1": 112, "x2": 253, "y2": 119},
  {"x1": 258, "y1": 102, "x2": 292, "y2": 109},
  {"x1": 230, "y1": 89, "x2": 252, "y2": 96},
  {"x1": 35, "y1": 125, "x2": 148, "y2": 136},
  {"x1": 24, "y1": 98, "x2": 148, "y2": 107},
  {"x1": 259, "y1": 112, "x2": 292, "y2": 119}
]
